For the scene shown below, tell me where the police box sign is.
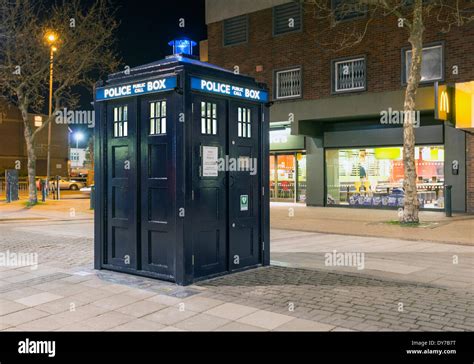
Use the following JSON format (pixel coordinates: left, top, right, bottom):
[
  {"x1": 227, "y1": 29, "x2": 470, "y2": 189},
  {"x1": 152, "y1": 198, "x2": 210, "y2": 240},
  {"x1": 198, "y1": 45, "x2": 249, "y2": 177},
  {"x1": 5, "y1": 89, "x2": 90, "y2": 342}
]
[
  {"x1": 95, "y1": 76, "x2": 177, "y2": 101},
  {"x1": 191, "y1": 77, "x2": 268, "y2": 103}
]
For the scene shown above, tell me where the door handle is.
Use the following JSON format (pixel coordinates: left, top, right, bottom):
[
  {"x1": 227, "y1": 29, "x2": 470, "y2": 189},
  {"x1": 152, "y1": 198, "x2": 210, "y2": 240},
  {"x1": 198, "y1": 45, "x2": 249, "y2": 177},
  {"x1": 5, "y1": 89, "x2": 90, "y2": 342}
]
[{"x1": 229, "y1": 175, "x2": 235, "y2": 187}]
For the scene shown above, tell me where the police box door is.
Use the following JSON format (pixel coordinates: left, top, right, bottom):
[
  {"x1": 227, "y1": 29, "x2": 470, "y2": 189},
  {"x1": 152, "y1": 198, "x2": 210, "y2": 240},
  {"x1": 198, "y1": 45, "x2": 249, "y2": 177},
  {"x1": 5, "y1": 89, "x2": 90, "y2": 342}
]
[
  {"x1": 228, "y1": 101, "x2": 260, "y2": 270},
  {"x1": 191, "y1": 95, "x2": 227, "y2": 278},
  {"x1": 106, "y1": 100, "x2": 138, "y2": 268}
]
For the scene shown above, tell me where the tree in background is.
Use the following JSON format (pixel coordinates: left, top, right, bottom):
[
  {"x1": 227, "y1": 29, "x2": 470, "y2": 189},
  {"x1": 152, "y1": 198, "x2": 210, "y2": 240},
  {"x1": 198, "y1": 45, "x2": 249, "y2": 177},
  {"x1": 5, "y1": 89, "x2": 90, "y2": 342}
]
[
  {"x1": 0, "y1": 0, "x2": 119, "y2": 204},
  {"x1": 301, "y1": 0, "x2": 473, "y2": 223}
]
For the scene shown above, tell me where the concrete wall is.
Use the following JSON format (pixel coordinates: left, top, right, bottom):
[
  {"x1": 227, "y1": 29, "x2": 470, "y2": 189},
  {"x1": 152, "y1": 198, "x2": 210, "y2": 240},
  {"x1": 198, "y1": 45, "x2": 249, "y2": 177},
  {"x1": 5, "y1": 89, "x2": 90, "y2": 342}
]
[
  {"x1": 271, "y1": 88, "x2": 436, "y2": 125},
  {"x1": 444, "y1": 125, "x2": 467, "y2": 212},
  {"x1": 468, "y1": 133, "x2": 474, "y2": 213},
  {"x1": 205, "y1": 0, "x2": 291, "y2": 24}
]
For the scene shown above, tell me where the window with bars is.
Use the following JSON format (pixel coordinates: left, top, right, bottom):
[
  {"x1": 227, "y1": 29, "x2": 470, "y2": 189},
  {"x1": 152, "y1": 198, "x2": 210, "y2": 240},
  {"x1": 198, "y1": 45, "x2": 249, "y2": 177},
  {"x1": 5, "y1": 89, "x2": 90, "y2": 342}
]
[
  {"x1": 223, "y1": 15, "x2": 248, "y2": 46},
  {"x1": 275, "y1": 68, "x2": 302, "y2": 99},
  {"x1": 149, "y1": 100, "x2": 166, "y2": 135},
  {"x1": 273, "y1": 2, "x2": 302, "y2": 36},
  {"x1": 113, "y1": 105, "x2": 128, "y2": 137},
  {"x1": 333, "y1": 57, "x2": 366, "y2": 93},
  {"x1": 238, "y1": 107, "x2": 251, "y2": 138},
  {"x1": 201, "y1": 101, "x2": 217, "y2": 135}
]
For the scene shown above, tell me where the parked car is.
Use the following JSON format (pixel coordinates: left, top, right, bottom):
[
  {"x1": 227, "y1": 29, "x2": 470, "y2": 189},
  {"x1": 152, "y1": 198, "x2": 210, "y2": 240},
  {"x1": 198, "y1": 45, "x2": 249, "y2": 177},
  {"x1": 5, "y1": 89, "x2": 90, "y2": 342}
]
[{"x1": 50, "y1": 178, "x2": 86, "y2": 191}]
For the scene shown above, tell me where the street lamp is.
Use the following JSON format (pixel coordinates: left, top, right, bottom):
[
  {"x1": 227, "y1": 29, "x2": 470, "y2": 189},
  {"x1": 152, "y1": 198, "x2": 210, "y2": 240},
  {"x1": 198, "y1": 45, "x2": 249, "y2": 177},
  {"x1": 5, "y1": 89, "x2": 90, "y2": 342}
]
[
  {"x1": 45, "y1": 31, "x2": 58, "y2": 190},
  {"x1": 74, "y1": 132, "x2": 84, "y2": 149}
]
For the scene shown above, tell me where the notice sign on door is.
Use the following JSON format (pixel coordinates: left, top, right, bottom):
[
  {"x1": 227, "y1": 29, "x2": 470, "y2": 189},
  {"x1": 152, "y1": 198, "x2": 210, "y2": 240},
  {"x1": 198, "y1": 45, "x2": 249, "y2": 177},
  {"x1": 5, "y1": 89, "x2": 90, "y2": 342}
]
[
  {"x1": 240, "y1": 194, "x2": 249, "y2": 211},
  {"x1": 202, "y1": 146, "x2": 219, "y2": 177}
]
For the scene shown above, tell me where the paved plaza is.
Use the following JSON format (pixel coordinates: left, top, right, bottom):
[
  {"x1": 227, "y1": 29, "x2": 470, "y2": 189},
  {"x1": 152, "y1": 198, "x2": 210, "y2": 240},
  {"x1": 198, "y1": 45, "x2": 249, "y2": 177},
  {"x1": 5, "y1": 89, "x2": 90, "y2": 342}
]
[{"x1": 0, "y1": 204, "x2": 472, "y2": 331}]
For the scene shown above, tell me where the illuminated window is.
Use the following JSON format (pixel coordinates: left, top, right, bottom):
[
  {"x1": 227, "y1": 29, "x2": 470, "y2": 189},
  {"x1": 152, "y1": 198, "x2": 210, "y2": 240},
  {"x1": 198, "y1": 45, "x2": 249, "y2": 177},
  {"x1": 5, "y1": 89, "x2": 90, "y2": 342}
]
[
  {"x1": 201, "y1": 101, "x2": 217, "y2": 135},
  {"x1": 150, "y1": 100, "x2": 166, "y2": 135},
  {"x1": 113, "y1": 106, "x2": 128, "y2": 138},
  {"x1": 238, "y1": 107, "x2": 251, "y2": 138}
]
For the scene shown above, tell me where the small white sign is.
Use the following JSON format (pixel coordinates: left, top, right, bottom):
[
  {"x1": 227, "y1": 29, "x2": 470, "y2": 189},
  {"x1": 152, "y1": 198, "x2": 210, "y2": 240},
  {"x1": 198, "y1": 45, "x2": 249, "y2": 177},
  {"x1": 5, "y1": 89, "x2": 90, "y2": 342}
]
[
  {"x1": 202, "y1": 146, "x2": 219, "y2": 177},
  {"x1": 56, "y1": 164, "x2": 62, "y2": 169}
]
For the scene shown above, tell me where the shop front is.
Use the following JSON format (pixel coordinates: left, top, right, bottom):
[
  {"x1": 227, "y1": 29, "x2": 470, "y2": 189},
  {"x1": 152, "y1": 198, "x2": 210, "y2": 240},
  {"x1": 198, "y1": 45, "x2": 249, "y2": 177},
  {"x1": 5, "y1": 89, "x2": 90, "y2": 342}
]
[
  {"x1": 326, "y1": 145, "x2": 445, "y2": 209},
  {"x1": 299, "y1": 116, "x2": 466, "y2": 212},
  {"x1": 269, "y1": 125, "x2": 307, "y2": 203}
]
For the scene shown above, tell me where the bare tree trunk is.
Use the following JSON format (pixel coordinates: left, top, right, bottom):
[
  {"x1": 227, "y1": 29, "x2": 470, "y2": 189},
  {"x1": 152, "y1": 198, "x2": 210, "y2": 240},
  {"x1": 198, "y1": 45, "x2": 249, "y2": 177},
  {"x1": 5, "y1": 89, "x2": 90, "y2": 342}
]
[
  {"x1": 24, "y1": 122, "x2": 38, "y2": 204},
  {"x1": 402, "y1": 0, "x2": 424, "y2": 223}
]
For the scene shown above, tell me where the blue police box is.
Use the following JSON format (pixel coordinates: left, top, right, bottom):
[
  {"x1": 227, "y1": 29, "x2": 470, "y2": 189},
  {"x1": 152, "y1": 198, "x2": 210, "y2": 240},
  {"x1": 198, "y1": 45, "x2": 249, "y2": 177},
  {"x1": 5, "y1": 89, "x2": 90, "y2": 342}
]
[{"x1": 94, "y1": 39, "x2": 270, "y2": 285}]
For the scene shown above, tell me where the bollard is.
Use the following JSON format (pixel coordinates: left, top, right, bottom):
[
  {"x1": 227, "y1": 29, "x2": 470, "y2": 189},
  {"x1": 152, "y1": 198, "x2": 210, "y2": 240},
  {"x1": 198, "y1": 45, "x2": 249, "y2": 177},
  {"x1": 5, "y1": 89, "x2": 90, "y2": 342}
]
[
  {"x1": 56, "y1": 176, "x2": 61, "y2": 200},
  {"x1": 41, "y1": 179, "x2": 46, "y2": 202},
  {"x1": 90, "y1": 185, "x2": 95, "y2": 210},
  {"x1": 445, "y1": 185, "x2": 452, "y2": 217}
]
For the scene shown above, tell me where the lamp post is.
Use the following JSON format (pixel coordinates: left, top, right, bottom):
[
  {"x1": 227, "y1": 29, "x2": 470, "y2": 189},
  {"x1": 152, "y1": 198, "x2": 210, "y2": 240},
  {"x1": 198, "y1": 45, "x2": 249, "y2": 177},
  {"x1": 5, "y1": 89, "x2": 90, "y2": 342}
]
[
  {"x1": 45, "y1": 31, "x2": 58, "y2": 193},
  {"x1": 74, "y1": 131, "x2": 84, "y2": 149}
]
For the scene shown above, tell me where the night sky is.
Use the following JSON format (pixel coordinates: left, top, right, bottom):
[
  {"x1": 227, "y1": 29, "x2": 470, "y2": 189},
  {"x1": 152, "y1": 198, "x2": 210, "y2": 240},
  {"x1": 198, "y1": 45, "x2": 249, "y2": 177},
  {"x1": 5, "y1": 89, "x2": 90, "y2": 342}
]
[
  {"x1": 114, "y1": 0, "x2": 206, "y2": 67},
  {"x1": 70, "y1": 0, "x2": 207, "y2": 144}
]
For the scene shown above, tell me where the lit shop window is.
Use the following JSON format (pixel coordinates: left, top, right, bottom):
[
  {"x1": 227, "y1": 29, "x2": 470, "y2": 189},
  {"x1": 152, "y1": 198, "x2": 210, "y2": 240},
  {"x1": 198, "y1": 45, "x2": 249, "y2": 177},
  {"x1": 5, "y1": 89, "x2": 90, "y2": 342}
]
[
  {"x1": 238, "y1": 107, "x2": 251, "y2": 138},
  {"x1": 333, "y1": 57, "x2": 366, "y2": 93},
  {"x1": 201, "y1": 101, "x2": 217, "y2": 135},
  {"x1": 150, "y1": 100, "x2": 166, "y2": 135},
  {"x1": 325, "y1": 146, "x2": 445, "y2": 209},
  {"x1": 113, "y1": 105, "x2": 128, "y2": 138}
]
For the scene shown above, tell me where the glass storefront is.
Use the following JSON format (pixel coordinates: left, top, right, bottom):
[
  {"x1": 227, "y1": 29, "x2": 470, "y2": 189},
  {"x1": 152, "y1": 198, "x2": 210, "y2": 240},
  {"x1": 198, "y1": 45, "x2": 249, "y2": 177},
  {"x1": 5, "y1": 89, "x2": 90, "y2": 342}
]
[
  {"x1": 269, "y1": 153, "x2": 306, "y2": 203},
  {"x1": 326, "y1": 145, "x2": 445, "y2": 209}
]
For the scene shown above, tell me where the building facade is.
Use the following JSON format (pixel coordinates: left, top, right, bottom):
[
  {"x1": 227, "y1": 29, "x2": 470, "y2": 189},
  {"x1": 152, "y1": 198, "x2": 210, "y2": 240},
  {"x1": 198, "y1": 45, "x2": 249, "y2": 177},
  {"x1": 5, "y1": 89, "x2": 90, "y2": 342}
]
[
  {"x1": 0, "y1": 101, "x2": 69, "y2": 178},
  {"x1": 205, "y1": 0, "x2": 474, "y2": 212}
]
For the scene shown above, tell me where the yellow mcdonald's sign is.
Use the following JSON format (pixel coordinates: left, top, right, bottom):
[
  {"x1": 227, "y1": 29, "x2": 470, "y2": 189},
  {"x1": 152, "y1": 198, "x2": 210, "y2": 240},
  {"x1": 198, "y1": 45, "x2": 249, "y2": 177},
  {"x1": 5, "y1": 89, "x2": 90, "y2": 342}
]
[
  {"x1": 435, "y1": 83, "x2": 451, "y2": 121},
  {"x1": 440, "y1": 90, "x2": 449, "y2": 114},
  {"x1": 455, "y1": 81, "x2": 474, "y2": 130}
]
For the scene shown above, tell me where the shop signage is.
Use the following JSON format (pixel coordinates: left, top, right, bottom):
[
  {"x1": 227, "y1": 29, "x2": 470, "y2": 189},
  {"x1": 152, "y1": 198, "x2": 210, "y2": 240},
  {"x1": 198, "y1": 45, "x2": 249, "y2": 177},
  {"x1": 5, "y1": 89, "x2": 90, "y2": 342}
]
[
  {"x1": 434, "y1": 82, "x2": 453, "y2": 122},
  {"x1": 454, "y1": 81, "x2": 474, "y2": 130},
  {"x1": 269, "y1": 128, "x2": 305, "y2": 151},
  {"x1": 191, "y1": 77, "x2": 268, "y2": 103},
  {"x1": 95, "y1": 76, "x2": 177, "y2": 101}
]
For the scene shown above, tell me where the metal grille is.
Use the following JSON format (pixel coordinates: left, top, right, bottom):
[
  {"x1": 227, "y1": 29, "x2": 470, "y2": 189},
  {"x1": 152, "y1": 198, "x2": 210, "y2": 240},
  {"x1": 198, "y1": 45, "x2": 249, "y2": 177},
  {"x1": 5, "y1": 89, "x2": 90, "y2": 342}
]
[
  {"x1": 275, "y1": 68, "x2": 302, "y2": 99},
  {"x1": 334, "y1": 58, "x2": 366, "y2": 92},
  {"x1": 273, "y1": 2, "x2": 302, "y2": 35},
  {"x1": 223, "y1": 15, "x2": 248, "y2": 46}
]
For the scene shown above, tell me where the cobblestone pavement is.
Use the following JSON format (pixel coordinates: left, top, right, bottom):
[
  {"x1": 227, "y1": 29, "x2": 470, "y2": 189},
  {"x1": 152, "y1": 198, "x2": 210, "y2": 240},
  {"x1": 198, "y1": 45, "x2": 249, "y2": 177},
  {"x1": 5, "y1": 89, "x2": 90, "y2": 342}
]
[
  {"x1": 197, "y1": 266, "x2": 474, "y2": 331},
  {"x1": 0, "y1": 220, "x2": 473, "y2": 331}
]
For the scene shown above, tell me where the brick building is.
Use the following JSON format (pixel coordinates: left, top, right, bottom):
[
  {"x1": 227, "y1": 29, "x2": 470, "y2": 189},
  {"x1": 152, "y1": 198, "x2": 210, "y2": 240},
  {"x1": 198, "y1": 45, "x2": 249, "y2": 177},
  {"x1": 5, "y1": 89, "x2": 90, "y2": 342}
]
[
  {"x1": 204, "y1": 0, "x2": 474, "y2": 212},
  {"x1": 0, "y1": 101, "x2": 69, "y2": 179}
]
